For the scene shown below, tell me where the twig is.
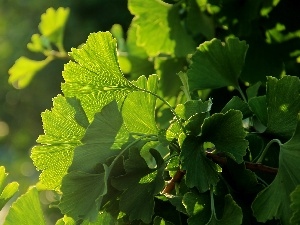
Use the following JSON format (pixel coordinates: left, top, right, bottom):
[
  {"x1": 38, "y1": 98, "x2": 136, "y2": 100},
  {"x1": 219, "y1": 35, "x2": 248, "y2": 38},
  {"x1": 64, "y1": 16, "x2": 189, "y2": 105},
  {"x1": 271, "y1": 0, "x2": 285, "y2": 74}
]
[{"x1": 162, "y1": 152, "x2": 278, "y2": 194}]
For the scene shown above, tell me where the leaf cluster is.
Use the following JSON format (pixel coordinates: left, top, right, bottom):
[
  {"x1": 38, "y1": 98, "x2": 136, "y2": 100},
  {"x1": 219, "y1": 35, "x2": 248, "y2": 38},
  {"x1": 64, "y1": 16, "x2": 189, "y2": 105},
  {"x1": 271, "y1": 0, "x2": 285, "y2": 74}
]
[{"x1": 4, "y1": 1, "x2": 300, "y2": 225}]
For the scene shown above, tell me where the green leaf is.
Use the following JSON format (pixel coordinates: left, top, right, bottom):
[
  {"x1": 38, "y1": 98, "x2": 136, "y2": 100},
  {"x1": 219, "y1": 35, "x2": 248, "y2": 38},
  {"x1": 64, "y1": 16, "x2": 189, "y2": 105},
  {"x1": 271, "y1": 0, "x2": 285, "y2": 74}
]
[
  {"x1": 180, "y1": 135, "x2": 219, "y2": 192},
  {"x1": 39, "y1": 7, "x2": 69, "y2": 48},
  {"x1": 56, "y1": 212, "x2": 117, "y2": 225},
  {"x1": 119, "y1": 24, "x2": 154, "y2": 78},
  {"x1": 290, "y1": 185, "x2": 300, "y2": 225},
  {"x1": 206, "y1": 195, "x2": 243, "y2": 225},
  {"x1": 27, "y1": 34, "x2": 45, "y2": 52},
  {"x1": 0, "y1": 166, "x2": 19, "y2": 210},
  {"x1": 201, "y1": 110, "x2": 248, "y2": 163},
  {"x1": 122, "y1": 75, "x2": 158, "y2": 135},
  {"x1": 62, "y1": 32, "x2": 135, "y2": 121},
  {"x1": 187, "y1": 37, "x2": 248, "y2": 90},
  {"x1": 59, "y1": 171, "x2": 108, "y2": 221},
  {"x1": 31, "y1": 96, "x2": 88, "y2": 190},
  {"x1": 248, "y1": 95, "x2": 268, "y2": 127},
  {"x1": 265, "y1": 76, "x2": 300, "y2": 139},
  {"x1": 3, "y1": 187, "x2": 46, "y2": 225},
  {"x1": 69, "y1": 100, "x2": 128, "y2": 173},
  {"x1": 183, "y1": 192, "x2": 211, "y2": 225},
  {"x1": 246, "y1": 82, "x2": 261, "y2": 100},
  {"x1": 8, "y1": 56, "x2": 52, "y2": 89},
  {"x1": 153, "y1": 216, "x2": 174, "y2": 225},
  {"x1": 128, "y1": 0, "x2": 195, "y2": 57},
  {"x1": 252, "y1": 120, "x2": 300, "y2": 224},
  {"x1": 221, "y1": 96, "x2": 252, "y2": 119},
  {"x1": 175, "y1": 99, "x2": 212, "y2": 120},
  {"x1": 112, "y1": 148, "x2": 165, "y2": 223}
]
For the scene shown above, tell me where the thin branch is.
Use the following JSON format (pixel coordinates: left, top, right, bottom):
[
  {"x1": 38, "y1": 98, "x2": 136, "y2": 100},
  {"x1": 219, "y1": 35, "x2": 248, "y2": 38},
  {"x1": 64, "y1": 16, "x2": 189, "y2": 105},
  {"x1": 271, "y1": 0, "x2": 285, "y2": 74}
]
[{"x1": 162, "y1": 152, "x2": 278, "y2": 194}]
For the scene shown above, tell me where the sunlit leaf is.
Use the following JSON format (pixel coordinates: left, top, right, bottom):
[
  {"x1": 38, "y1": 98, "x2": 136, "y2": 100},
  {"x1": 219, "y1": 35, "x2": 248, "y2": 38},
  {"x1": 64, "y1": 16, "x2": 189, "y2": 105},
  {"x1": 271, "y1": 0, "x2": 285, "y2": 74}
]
[
  {"x1": 128, "y1": 0, "x2": 195, "y2": 57},
  {"x1": 0, "y1": 167, "x2": 19, "y2": 210},
  {"x1": 69, "y1": 100, "x2": 128, "y2": 173},
  {"x1": 3, "y1": 187, "x2": 46, "y2": 225},
  {"x1": 8, "y1": 56, "x2": 52, "y2": 89},
  {"x1": 122, "y1": 75, "x2": 158, "y2": 135},
  {"x1": 39, "y1": 7, "x2": 70, "y2": 48},
  {"x1": 31, "y1": 96, "x2": 88, "y2": 190},
  {"x1": 62, "y1": 32, "x2": 135, "y2": 121}
]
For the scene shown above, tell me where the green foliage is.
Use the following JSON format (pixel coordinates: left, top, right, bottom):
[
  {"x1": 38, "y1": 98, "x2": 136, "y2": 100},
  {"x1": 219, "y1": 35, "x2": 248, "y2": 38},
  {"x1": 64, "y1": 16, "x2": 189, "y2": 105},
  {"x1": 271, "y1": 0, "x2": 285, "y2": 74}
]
[{"x1": 4, "y1": 1, "x2": 300, "y2": 224}]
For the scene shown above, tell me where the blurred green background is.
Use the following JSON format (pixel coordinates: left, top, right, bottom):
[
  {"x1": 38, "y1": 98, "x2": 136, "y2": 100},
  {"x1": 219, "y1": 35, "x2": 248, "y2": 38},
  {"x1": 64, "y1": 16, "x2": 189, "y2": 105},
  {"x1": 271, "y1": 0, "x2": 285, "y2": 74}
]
[{"x1": 0, "y1": 0, "x2": 132, "y2": 191}]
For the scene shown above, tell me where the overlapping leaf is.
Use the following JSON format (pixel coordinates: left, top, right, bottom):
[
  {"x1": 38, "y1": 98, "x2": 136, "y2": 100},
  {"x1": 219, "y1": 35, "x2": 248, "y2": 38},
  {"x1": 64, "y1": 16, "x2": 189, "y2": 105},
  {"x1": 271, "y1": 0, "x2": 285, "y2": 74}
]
[
  {"x1": 31, "y1": 96, "x2": 88, "y2": 190},
  {"x1": 180, "y1": 135, "x2": 219, "y2": 192},
  {"x1": 112, "y1": 148, "x2": 165, "y2": 223},
  {"x1": 69, "y1": 100, "x2": 128, "y2": 173},
  {"x1": 0, "y1": 166, "x2": 19, "y2": 210},
  {"x1": 62, "y1": 32, "x2": 136, "y2": 121},
  {"x1": 206, "y1": 195, "x2": 243, "y2": 225},
  {"x1": 128, "y1": 0, "x2": 195, "y2": 57},
  {"x1": 252, "y1": 121, "x2": 300, "y2": 224},
  {"x1": 187, "y1": 37, "x2": 248, "y2": 90},
  {"x1": 3, "y1": 187, "x2": 46, "y2": 225},
  {"x1": 200, "y1": 110, "x2": 248, "y2": 163}
]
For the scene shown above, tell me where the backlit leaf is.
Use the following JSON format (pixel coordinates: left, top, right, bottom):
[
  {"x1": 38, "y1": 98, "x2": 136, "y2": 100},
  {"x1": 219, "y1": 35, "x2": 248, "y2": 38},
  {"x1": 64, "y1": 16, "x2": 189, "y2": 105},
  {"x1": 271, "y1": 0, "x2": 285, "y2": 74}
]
[
  {"x1": 0, "y1": 167, "x2": 19, "y2": 210},
  {"x1": 39, "y1": 7, "x2": 69, "y2": 48},
  {"x1": 31, "y1": 96, "x2": 88, "y2": 190},
  {"x1": 8, "y1": 56, "x2": 52, "y2": 89},
  {"x1": 3, "y1": 187, "x2": 46, "y2": 225},
  {"x1": 128, "y1": 0, "x2": 195, "y2": 57},
  {"x1": 62, "y1": 32, "x2": 135, "y2": 121}
]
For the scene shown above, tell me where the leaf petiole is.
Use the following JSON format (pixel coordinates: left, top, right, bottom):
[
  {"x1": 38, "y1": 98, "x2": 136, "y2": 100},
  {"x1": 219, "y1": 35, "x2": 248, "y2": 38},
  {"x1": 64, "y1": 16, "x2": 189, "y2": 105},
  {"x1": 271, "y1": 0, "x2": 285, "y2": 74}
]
[{"x1": 255, "y1": 139, "x2": 282, "y2": 163}]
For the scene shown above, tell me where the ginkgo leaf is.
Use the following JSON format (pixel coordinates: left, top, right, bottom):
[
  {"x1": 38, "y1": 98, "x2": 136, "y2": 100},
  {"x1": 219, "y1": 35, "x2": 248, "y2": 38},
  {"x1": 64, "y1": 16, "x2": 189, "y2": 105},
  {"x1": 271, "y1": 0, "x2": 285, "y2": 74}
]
[
  {"x1": 56, "y1": 212, "x2": 116, "y2": 225},
  {"x1": 69, "y1": 100, "x2": 129, "y2": 173},
  {"x1": 59, "y1": 171, "x2": 108, "y2": 221},
  {"x1": 180, "y1": 135, "x2": 219, "y2": 192},
  {"x1": 182, "y1": 192, "x2": 211, "y2": 225},
  {"x1": 201, "y1": 110, "x2": 248, "y2": 163},
  {"x1": 252, "y1": 120, "x2": 300, "y2": 224},
  {"x1": 39, "y1": 7, "x2": 69, "y2": 48},
  {"x1": 153, "y1": 216, "x2": 174, "y2": 225},
  {"x1": 8, "y1": 56, "x2": 52, "y2": 89},
  {"x1": 266, "y1": 76, "x2": 300, "y2": 139},
  {"x1": 31, "y1": 96, "x2": 88, "y2": 190},
  {"x1": 290, "y1": 185, "x2": 300, "y2": 225},
  {"x1": 27, "y1": 34, "x2": 46, "y2": 52},
  {"x1": 187, "y1": 37, "x2": 248, "y2": 90},
  {"x1": 3, "y1": 187, "x2": 46, "y2": 225},
  {"x1": 0, "y1": 166, "x2": 19, "y2": 210},
  {"x1": 62, "y1": 32, "x2": 135, "y2": 121},
  {"x1": 206, "y1": 195, "x2": 243, "y2": 225},
  {"x1": 128, "y1": 0, "x2": 195, "y2": 57},
  {"x1": 112, "y1": 148, "x2": 165, "y2": 223},
  {"x1": 122, "y1": 75, "x2": 158, "y2": 135}
]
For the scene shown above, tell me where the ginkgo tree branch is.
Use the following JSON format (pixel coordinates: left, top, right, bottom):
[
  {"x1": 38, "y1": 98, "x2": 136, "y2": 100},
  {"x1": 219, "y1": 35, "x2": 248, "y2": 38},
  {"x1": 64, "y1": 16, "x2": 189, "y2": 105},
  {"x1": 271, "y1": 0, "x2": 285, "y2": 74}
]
[{"x1": 162, "y1": 151, "x2": 278, "y2": 194}]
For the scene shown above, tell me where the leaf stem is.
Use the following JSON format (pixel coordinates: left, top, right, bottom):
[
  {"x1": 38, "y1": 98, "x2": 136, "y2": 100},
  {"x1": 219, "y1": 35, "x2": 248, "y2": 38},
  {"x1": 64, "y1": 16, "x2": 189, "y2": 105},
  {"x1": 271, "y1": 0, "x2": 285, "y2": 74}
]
[
  {"x1": 109, "y1": 134, "x2": 157, "y2": 170},
  {"x1": 236, "y1": 85, "x2": 247, "y2": 102},
  {"x1": 135, "y1": 87, "x2": 183, "y2": 128},
  {"x1": 256, "y1": 139, "x2": 282, "y2": 163}
]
